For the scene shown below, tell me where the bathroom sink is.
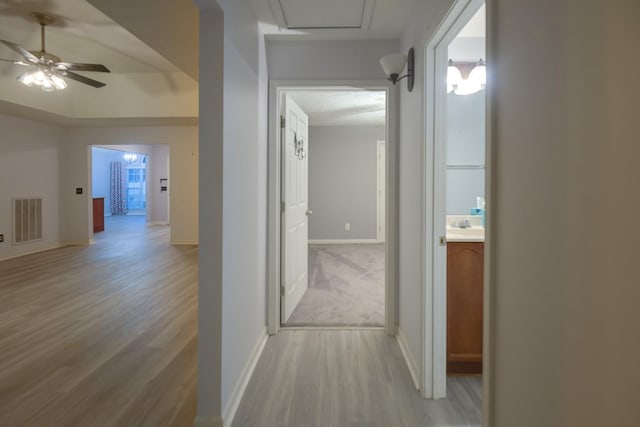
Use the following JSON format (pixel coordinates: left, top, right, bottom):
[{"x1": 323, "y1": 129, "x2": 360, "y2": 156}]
[{"x1": 446, "y1": 226, "x2": 485, "y2": 242}]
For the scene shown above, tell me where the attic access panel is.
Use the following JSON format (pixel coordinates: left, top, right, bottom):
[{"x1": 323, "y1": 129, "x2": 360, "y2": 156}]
[{"x1": 270, "y1": 0, "x2": 375, "y2": 31}]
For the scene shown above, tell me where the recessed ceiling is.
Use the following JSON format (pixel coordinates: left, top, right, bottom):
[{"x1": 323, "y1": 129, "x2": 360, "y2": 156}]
[
  {"x1": 0, "y1": 0, "x2": 197, "y2": 124},
  {"x1": 256, "y1": 0, "x2": 416, "y2": 40},
  {"x1": 288, "y1": 90, "x2": 386, "y2": 127},
  {"x1": 0, "y1": 0, "x2": 180, "y2": 73}
]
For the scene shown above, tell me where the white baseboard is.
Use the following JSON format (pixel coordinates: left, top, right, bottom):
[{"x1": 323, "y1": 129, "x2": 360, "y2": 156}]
[
  {"x1": 308, "y1": 239, "x2": 379, "y2": 245},
  {"x1": 0, "y1": 242, "x2": 66, "y2": 262},
  {"x1": 223, "y1": 328, "x2": 269, "y2": 427},
  {"x1": 396, "y1": 328, "x2": 420, "y2": 390},
  {"x1": 194, "y1": 416, "x2": 223, "y2": 427},
  {"x1": 146, "y1": 221, "x2": 170, "y2": 226},
  {"x1": 170, "y1": 240, "x2": 199, "y2": 245}
]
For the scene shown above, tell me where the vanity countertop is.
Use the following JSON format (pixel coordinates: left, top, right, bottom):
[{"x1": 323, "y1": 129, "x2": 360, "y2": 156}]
[{"x1": 446, "y1": 226, "x2": 485, "y2": 242}]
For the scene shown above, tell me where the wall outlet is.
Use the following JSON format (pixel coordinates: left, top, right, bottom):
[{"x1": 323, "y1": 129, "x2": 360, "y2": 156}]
[
  {"x1": 0, "y1": 234, "x2": 3, "y2": 243},
  {"x1": 344, "y1": 223, "x2": 351, "y2": 231}
]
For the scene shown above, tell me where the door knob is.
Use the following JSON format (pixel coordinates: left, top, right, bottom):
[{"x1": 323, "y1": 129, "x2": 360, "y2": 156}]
[{"x1": 306, "y1": 210, "x2": 313, "y2": 216}]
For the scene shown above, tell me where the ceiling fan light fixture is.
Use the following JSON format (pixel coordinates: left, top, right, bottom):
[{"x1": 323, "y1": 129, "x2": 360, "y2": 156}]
[{"x1": 18, "y1": 67, "x2": 67, "y2": 91}]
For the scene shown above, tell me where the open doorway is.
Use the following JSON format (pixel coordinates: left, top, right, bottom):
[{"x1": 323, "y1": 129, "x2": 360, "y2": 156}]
[
  {"x1": 90, "y1": 145, "x2": 170, "y2": 236},
  {"x1": 280, "y1": 90, "x2": 387, "y2": 327},
  {"x1": 267, "y1": 82, "x2": 397, "y2": 334},
  {"x1": 423, "y1": 0, "x2": 486, "y2": 404}
]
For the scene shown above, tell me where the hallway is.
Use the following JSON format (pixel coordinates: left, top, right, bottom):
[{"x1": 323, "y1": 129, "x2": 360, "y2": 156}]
[{"x1": 233, "y1": 329, "x2": 481, "y2": 427}]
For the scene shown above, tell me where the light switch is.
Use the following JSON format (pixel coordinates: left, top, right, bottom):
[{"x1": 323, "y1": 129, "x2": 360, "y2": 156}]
[{"x1": 345, "y1": 223, "x2": 351, "y2": 231}]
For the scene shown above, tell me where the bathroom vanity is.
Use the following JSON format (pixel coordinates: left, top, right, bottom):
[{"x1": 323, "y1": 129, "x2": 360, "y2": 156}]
[{"x1": 446, "y1": 226, "x2": 484, "y2": 374}]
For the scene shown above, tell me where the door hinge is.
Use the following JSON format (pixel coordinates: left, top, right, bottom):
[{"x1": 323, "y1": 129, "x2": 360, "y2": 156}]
[
  {"x1": 280, "y1": 116, "x2": 285, "y2": 128},
  {"x1": 280, "y1": 285, "x2": 285, "y2": 296},
  {"x1": 281, "y1": 201, "x2": 285, "y2": 213}
]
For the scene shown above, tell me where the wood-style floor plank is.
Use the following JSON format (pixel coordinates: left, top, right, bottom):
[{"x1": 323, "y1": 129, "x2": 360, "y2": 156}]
[
  {"x1": 0, "y1": 216, "x2": 197, "y2": 426},
  {"x1": 232, "y1": 329, "x2": 482, "y2": 427}
]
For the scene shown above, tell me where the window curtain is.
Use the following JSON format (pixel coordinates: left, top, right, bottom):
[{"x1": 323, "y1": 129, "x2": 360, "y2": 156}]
[{"x1": 110, "y1": 161, "x2": 128, "y2": 215}]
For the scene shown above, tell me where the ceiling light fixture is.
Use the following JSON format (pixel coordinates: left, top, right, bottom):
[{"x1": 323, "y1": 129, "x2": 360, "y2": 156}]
[
  {"x1": 380, "y1": 48, "x2": 414, "y2": 92},
  {"x1": 19, "y1": 66, "x2": 67, "y2": 91},
  {"x1": 123, "y1": 153, "x2": 138, "y2": 165},
  {"x1": 447, "y1": 58, "x2": 486, "y2": 95}
]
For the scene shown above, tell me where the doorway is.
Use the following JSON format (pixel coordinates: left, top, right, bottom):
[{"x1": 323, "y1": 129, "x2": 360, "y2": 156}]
[
  {"x1": 267, "y1": 81, "x2": 397, "y2": 335},
  {"x1": 90, "y1": 144, "x2": 170, "y2": 235},
  {"x1": 423, "y1": 0, "x2": 486, "y2": 402}
]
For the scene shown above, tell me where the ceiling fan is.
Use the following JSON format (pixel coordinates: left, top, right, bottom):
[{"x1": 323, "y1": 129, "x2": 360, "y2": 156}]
[{"x1": 0, "y1": 12, "x2": 110, "y2": 91}]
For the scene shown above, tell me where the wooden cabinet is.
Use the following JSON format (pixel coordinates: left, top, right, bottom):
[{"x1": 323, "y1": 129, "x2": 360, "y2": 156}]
[
  {"x1": 93, "y1": 197, "x2": 105, "y2": 233},
  {"x1": 447, "y1": 241, "x2": 483, "y2": 374}
]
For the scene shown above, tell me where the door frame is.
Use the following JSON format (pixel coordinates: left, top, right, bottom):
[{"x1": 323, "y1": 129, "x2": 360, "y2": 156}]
[
  {"x1": 376, "y1": 140, "x2": 386, "y2": 243},
  {"x1": 422, "y1": 0, "x2": 487, "y2": 401},
  {"x1": 267, "y1": 80, "x2": 397, "y2": 336}
]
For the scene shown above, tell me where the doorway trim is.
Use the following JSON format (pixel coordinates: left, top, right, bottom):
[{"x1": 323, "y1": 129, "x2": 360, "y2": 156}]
[
  {"x1": 376, "y1": 140, "x2": 386, "y2": 243},
  {"x1": 422, "y1": 0, "x2": 486, "y2": 401},
  {"x1": 267, "y1": 80, "x2": 397, "y2": 336}
]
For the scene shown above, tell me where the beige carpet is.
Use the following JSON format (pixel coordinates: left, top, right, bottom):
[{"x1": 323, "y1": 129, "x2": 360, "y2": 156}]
[{"x1": 286, "y1": 243, "x2": 385, "y2": 327}]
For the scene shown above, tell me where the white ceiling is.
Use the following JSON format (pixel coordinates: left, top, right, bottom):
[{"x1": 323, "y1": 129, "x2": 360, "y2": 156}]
[
  {"x1": 456, "y1": 4, "x2": 485, "y2": 39},
  {"x1": 288, "y1": 90, "x2": 386, "y2": 127},
  {"x1": 448, "y1": 5, "x2": 486, "y2": 62}
]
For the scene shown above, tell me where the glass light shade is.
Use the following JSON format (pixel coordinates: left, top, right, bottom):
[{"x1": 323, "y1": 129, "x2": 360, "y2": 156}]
[
  {"x1": 454, "y1": 78, "x2": 481, "y2": 95},
  {"x1": 18, "y1": 71, "x2": 36, "y2": 86},
  {"x1": 468, "y1": 63, "x2": 486, "y2": 88},
  {"x1": 380, "y1": 53, "x2": 407, "y2": 76},
  {"x1": 447, "y1": 64, "x2": 462, "y2": 87},
  {"x1": 18, "y1": 67, "x2": 68, "y2": 91},
  {"x1": 50, "y1": 74, "x2": 67, "y2": 90},
  {"x1": 124, "y1": 153, "x2": 138, "y2": 163}
]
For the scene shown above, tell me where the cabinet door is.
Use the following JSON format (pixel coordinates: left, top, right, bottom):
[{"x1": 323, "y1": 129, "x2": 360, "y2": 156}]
[{"x1": 447, "y1": 242, "x2": 483, "y2": 374}]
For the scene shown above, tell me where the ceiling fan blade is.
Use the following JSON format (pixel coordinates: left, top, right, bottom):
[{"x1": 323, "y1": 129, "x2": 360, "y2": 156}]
[
  {"x1": 62, "y1": 71, "x2": 106, "y2": 88},
  {"x1": 0, "y1": 58, "x2": 29, "y2": 66},
  {"x1": 0, "y1": 39, "x2": 40, "y2": 64},
  {"x1": 54, "y1": 62, "x2": 110, "y2": 73}
]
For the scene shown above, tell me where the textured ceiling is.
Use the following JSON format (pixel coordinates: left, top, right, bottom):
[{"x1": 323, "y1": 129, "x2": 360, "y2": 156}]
[{"x1": 288, "y1": 90, "x2": 386, "y2": 127}]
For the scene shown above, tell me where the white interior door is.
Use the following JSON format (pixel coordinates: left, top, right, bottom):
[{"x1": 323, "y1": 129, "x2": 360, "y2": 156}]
[
  {"x1": 281, "y1": 95, "x2": 309, "y2": 323},
  {"x1": 377, "y1": 141, "x2": 386, "y2": 243}
]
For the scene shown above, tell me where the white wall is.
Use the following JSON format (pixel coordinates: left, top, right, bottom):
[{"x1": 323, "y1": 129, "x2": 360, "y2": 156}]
[
  {"x1": 397, "y1": 0, "x2": 457, "y2": 388},
  {"x1": 0, "y1": 114, "x2": 63, "y2": 260},
  {"x1": 267, "y1": 39, "x2": 400, "y2": 80},
  {"x1": 398, "y1": 0, "x2": 640, "y2": 425},
  {"x1": 446, "y1": 91, "x2": 485, "y2": 214},
  {"x1": 217, "y1": 0, "x2": 269, "y2": 423},
  {"x1": 147, "y1": 144, "x2": 170, "y2": 224},
  {"x1": 488, "y1": 1, "x2": 640, "y2": 426},
  {"x1": 308, "y1": 125, "x2": 384, "y2": 240},
  {"x1": 63, "y1": 126, "x2": 198, "y2": 245}
]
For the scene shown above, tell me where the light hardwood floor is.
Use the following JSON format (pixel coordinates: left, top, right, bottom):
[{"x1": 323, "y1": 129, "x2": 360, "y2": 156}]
[
  {"x1": 0, "y1": 216, "x2": 197, "y2": 426},
  {"x1": 232, "y1": 329, "x2": 482, "y2": 427},
  {"x1": 1, "y1": 216, "x2": 481, "y2": 427}
]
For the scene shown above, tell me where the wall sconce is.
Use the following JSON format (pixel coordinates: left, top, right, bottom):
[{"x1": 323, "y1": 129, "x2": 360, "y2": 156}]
[
  {"x1": 447, "y1": 58, "x2": 486, "y2": 95},
  {"x1": 380, "y1": 47, "x2": 414, "y2": 92}
]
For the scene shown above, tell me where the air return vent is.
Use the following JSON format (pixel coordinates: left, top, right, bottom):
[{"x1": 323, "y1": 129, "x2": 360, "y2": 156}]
[{"x1": 13, "y1": 198, "x2": 43, "y2": 244}]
